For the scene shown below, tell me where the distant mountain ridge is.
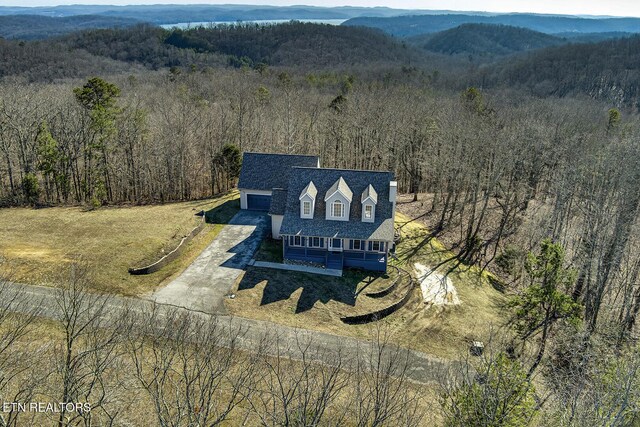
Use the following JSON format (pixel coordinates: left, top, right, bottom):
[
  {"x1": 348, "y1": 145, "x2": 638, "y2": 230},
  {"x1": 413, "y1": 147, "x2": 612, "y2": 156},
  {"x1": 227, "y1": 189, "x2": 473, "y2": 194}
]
[
  {"x1": 0, "y1": 15, "x2": 140, "y2": 40},
  {"x1": 0, "y1": 5, "x2": 428, "y2": 23},
  {"x1": 343, "y1": 13, "x2": 640, "y2": 37},
  {"x1": 409, "y1": 24, "x2": 564, "y2": 56},
  {"x1": 0, "y1": 5, "x2": 495, "y2": 20}
]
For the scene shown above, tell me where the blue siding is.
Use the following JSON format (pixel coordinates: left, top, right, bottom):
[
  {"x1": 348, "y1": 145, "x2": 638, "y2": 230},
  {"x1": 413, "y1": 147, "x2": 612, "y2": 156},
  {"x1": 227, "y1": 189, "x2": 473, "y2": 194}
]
[
  {"x1": 283, "y1": 237, "x2": 387, "y2": 272},
  {"x1": 343, "y1": 251, "x2": 387, "y2": 272}
]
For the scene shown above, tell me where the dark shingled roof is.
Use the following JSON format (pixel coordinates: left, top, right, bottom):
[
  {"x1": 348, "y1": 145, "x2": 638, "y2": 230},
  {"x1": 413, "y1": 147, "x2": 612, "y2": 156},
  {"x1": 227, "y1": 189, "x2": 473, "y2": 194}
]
[
  {"x1": 361, "y1": 184, "x2": 378, "y2": 204},
  {"x1": 238, "y1": 152, "x2": 319, "y2": 191},
  {"x1": 269, "y1": 188, "x2": 288, "y2": 215},
  {"x1": 299, "y1": 181, "x2": 317, "y2": 199},
  {"x1": 280, "y1": 167, "x2": 395, "y2": 241},
  {"x1": 325, "y1": 177, "x2": 353, "y2": 202}
]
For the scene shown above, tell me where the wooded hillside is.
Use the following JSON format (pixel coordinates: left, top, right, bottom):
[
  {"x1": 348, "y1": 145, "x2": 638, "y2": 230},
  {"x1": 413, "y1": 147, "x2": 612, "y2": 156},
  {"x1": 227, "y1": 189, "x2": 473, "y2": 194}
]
[
  {"x1": 162, "y1": 22, "x2": 421, "y2": 67},
  {"x1": 484, "y1": 35, "x2": 640, "y2": 106},
  {"x1": 0, "y1": 14, "x2": 139, "y2": 40},
  {"x1": 408, "y1": 23, "x2": 563, "y2": 57},
  {"x1": 0, "y1": 24, "x2": 423, "y2": 82}
]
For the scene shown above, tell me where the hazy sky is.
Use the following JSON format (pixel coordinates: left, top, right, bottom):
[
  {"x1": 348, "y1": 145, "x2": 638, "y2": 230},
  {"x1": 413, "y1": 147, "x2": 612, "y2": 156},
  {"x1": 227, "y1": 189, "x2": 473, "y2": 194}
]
[{"x1": 4, "y1": 0, "x2": 640, "y2": 18}]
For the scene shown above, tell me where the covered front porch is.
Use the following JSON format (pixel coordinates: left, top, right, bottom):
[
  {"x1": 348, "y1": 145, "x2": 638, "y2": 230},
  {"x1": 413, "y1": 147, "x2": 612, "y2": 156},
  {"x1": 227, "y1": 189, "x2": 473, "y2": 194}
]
[{"x1": 283, "y1": 238, "x2": 387, "y2": 272}]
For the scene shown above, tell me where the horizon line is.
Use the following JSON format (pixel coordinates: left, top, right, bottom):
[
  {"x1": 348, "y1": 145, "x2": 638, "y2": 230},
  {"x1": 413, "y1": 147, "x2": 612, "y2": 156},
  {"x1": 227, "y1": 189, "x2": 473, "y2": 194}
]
[{"x1": 0, "y1": 3, "x2": 637, "y2": 19}]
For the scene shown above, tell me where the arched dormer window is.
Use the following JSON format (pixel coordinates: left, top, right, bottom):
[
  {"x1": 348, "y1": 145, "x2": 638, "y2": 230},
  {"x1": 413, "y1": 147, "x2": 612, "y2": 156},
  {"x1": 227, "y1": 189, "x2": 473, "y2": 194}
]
[{"x1": 325, "y1": 177, "x2": 352, "y2": 222}]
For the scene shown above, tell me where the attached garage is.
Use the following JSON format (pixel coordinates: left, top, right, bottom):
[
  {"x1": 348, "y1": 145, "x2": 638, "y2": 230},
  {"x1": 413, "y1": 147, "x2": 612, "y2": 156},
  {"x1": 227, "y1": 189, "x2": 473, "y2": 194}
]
[
  {"x1": 246, "y1": 193, "x2": 272, "y2": 211},
  {"x1": 238, "y1": 152, "x2": 320, "y2": 213},
  {"x1": 239, "y1": 189, "x2": 273, "y2": 211}
]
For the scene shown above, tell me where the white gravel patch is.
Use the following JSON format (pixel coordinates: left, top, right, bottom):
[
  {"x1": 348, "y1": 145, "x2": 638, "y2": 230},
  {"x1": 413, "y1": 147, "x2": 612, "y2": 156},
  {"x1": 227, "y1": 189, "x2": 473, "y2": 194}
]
[{"x1": 414, "y1": 263, "x2": 461, "y2": 307}]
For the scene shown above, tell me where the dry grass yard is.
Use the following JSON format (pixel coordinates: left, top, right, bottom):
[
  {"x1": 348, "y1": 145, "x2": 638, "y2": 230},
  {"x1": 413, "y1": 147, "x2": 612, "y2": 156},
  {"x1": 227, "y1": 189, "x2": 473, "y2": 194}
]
[
  {"x1": 227, "y1": 212, "x2": 506, "y2": 359},
  {"x1": 228, "y1": 265, "x2": 407, "y2": 333},
  {"x1": 0, "y1": 191, "x2": 239, "y2": 296}
]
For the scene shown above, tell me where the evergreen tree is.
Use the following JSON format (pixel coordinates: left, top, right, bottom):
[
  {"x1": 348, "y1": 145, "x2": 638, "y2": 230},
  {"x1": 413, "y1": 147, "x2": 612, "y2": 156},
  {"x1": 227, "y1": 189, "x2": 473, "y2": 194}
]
[
  {"x1": 510, "y1": 239, "x2": 582, "y2": 377},
  {"x1": 21, "y1": 173, "x2": 40, "y2": 206},
  {"x1": 73, "y1": 77, "x2": 121, "y2": 203},
  {"x1": 441, "y1": 352, "x2": 537, "y2": 427}
]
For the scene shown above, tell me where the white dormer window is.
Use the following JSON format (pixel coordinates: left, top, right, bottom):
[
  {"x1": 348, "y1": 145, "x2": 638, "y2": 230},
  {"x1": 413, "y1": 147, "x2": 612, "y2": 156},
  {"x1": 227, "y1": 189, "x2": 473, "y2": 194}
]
[
  {"x1": 325, "y1": 177, "x2": 352, "y2": 221},
  {"x1": 299, "y1": 181, "x2": 317, "y2": 219},
  {"x1": 364, "y1": 205, "x2": 372, "y2": 219},
  {"x1": 361, "y1": 184, "x2": 377, "y2": 223},
  {"x1": 332, "y1": 200, "x2": 344, "y2": 218}
]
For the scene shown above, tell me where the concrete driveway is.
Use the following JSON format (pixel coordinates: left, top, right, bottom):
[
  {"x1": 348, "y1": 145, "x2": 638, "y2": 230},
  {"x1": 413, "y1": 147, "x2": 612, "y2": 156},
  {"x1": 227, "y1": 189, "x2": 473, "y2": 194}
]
[{"x1": 149, "y1": 210, "x2": 269, "y2": 314}]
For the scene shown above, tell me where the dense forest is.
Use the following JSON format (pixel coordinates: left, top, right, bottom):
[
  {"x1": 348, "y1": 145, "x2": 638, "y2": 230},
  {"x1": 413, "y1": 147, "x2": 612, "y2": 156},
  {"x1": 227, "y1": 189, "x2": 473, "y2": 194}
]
[
  {"x1": 162, "y1": 23, "x2": 420, "y2": 67},
  {"x1": 483, "y1": 35, "x2": 640, "y2": 105},
  {"x1": 0, "y1": 23, "x2": 426, "y2": 81},
  {"x1": 0, "y1": 20, "x2": 640, "y2": 425}
]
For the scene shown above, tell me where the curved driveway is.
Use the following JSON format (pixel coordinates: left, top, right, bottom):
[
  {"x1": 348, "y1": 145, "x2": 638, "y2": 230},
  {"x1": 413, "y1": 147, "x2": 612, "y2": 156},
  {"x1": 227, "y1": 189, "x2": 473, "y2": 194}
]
[{"x1": 148, "y1": 210, "x2": 269, "y2": 314}]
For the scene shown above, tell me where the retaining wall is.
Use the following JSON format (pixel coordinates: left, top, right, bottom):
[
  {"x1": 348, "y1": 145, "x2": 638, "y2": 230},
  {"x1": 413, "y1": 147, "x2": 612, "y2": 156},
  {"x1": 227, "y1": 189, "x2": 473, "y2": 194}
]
[
  {"x1": 366, "y1": 266, "x2": 403, "y2": 298},
  {"x1": 341, "y1": 267, "x2": 415, "y2": 325},
  {"x1": 128, "y1": 216, "x2": 206, "y2": 275}
]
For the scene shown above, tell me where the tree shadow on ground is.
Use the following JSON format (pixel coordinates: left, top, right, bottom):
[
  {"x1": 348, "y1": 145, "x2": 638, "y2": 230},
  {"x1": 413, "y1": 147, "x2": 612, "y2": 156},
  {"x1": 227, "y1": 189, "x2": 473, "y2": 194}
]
[
  {"x1": 237, "y1": 267, "x2": 370, "y2": 313},
  {"x1": 203, "y1": 198, "x2": 240, "y2": 224}
]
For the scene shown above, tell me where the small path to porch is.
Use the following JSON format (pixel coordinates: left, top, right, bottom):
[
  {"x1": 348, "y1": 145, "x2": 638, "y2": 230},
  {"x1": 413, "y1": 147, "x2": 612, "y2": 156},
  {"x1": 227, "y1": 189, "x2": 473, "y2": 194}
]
[{"x1": 249, "y1": 259, "x2": 343, "y2": 277}]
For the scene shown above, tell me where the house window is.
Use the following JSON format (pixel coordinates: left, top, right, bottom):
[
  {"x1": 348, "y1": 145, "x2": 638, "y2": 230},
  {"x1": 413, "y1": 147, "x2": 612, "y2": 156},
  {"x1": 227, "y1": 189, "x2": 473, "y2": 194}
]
[
  {"x1": 331, "y1": 239, "x2": 342, "y2": 249},
  {"x1": 311, "y1": 237, "x2": 323, "y2": 248},
  {"x1": 371, "y1": 241, "x2": 381, "y2": 252},
  {"x1": 364, "y1": 205, "x2": 372, "y2": 219},
  {"x1": 352, "y1": 239, "x2": 362, "y2": 250},
  {"x1": 332, "y1": 200, "x2": 343, "y2": 218},
  {"x1": 291, "y1": 236, "x2": 303, "y2": 247},
  {"x1": 303, "y1": 201, "x2": 311, "y2": 216}
]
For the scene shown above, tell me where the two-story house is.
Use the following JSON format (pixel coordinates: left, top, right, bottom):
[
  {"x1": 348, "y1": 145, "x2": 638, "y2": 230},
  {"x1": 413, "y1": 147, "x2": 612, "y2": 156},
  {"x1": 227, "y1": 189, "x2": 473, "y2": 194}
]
[{"x1": 239, "y1": 152, "x2": 397, "y2": 272}]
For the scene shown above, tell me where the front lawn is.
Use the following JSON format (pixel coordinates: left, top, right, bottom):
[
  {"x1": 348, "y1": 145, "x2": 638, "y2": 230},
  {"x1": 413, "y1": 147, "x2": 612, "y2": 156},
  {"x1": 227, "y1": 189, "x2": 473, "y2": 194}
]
[
  {"x1": 0, "y1": 191, "x2": 239, "y2": 296},
  {"x1": 227, "y1": 266, "x2": 407, "y2": 336},
  {"x1": 227, "y1": 211, "x2": 507, "y2": 359}
]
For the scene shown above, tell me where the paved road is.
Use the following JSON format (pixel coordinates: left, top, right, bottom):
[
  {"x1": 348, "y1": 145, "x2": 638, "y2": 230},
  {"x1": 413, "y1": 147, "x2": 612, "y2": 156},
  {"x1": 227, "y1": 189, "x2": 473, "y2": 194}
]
[
  {"x1": 2, "y1": 281, "x2": 455, "y2": 385},
  {"x1": 149, "y1": 210, "x2": 269, "y2": 314}
]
